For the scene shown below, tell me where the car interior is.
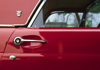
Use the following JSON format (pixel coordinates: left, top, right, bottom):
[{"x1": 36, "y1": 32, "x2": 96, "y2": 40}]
[{"x1": 32, "y1": 0, "x2": 100, "y2": 27}]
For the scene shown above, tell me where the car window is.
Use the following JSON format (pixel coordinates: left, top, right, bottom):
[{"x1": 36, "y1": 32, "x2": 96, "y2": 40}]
[
  {"x1": 85, "y1": 2, "x2": 100, "y2": 27},
  {"x1": 32, "y1": 0, "x2": 83, "y2": 27},
  {"x1": 45, "y1": 12, "x2": 83, "y2": 27}
]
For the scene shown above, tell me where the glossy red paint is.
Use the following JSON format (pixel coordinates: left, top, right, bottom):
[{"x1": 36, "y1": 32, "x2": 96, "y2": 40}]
[
  {"x1": 0, "y1": 0, "x2": 39, "y2": 25},
  {"x1": 0, "y1": 28, "x2": 16, "y2": 53},
  {"x1": 1, "y1": 27, "x2": 100, "y2": 70},
  {"x1": 0, "y1": 28, "x2": 16, "y2": 70},
  {"x1": 0, "y1": 53, "x2": 3, "y2": 70}
]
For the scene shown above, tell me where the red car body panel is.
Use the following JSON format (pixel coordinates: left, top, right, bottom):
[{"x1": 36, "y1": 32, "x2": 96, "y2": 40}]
[
  {"x1": 0, "y1": 28, "x2": 16, "y2": 53},
  {"x1": 0, "y1": 0, "x2": 39, "y2": 25},
  {"x1": 1, "y1": 28, "x2": 100, "y2": 70},
  {"x1": 0, "y1": 28, "x2": 16, "y2": 70},
  {"x1": 0, "y1": 53, "x2": 3, "y2": 70},
  {"x1": 0, "y1": 0, "x2": 99, "y2": 70}
]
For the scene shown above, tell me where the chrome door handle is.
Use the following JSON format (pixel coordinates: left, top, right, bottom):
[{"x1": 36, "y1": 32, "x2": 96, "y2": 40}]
[{"x1": 13, "y1": 36, "x2": 47, "y2": 46}]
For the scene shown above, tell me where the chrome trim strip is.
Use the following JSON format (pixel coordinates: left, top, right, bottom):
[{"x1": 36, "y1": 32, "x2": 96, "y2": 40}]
[
  {"x1": 0, "y1": 25, "x2": 15, "y2": 27},
  {"x1": 25, "y1": 0, "x2": 41, "y2": 25},
  {"x1": 0, "y1": 24, "x2": 26, "y2": 27},
  {"x1": 22, "y1": 39, "x2": 47, "y2": 43},
  {"x1": 28, "y1": 0, "x2": 47, "y2": 27},
  {"x1": 14, "y1": 24, "x2": 25, "y2": 26}
]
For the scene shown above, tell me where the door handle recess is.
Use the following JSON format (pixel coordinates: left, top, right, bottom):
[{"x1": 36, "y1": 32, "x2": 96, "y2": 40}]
[{"x1": 13, "y1": 36, "x2": 47, "y2": 46}]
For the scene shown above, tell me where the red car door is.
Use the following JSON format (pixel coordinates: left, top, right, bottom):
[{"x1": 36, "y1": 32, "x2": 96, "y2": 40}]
[
  {"x1": 1, "y1": 28, "x2": 100, "y2": 70},
  {"x1": 1, "y1": 0, "x2": 100, "y2": 70},
  {"x1": 0, "y1": 28, "x2": 16, "y2": 69}
]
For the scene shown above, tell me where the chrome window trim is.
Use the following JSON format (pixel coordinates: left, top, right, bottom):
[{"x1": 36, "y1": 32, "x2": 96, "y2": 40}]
[
  {"x1": 0, "y1": 24, "x2": 15, "y2": 27},
  {"x1": 28, "y1": 0, "x2": 47, "y2": 27},
  {"x1": 0, "y1": 24, "x2": 26, "y2": 27},
  {"x1": 25, "y1": 0, "x2": 42, "y2": 26}
]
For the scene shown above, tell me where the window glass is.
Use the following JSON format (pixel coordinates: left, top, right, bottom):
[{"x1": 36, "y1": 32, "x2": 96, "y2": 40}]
[
  {"x1": 32, "y1": 1, "x2": 83, "y2": 27},
  {"x1": 85, "y1": 2, "x2": 100, "y2": 27},
  {"x1": 45, "y1": 12, "x2": 83, "y2": 27}
]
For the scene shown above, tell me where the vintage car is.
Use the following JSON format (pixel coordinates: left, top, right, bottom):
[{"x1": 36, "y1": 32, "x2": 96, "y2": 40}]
[{"x1": 0, "y1": 0, "x2": 100, "y2": 70}]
